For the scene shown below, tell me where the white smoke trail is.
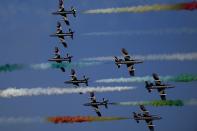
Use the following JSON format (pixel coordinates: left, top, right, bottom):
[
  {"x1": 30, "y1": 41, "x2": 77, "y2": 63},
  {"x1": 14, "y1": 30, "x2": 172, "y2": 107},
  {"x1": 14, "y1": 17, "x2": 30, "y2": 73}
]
[
  {"x1": 0, "y1": 117, "x2": 43, "y2": 124},
  {"x1": 95, "y1": 76, "x2": 173, "y2": 83},
  {"x1": 82, "y1": 52, "x2": 197, "y2": 62},
  {"x1": 30, "y1": 62, "x2": 102, "y2": 70},
  {"x1": 0, "y1": 86, "x2": 135, "y2": 98},
  {"x1": 30, "y1": 63, "x2": 52, "y2": 70},
  {"x1": 83, "y1": 28, "x2": 197, "y2": 36},
  {"x1": 185, "y1": 99, "x2": 197, "y2": 106}
]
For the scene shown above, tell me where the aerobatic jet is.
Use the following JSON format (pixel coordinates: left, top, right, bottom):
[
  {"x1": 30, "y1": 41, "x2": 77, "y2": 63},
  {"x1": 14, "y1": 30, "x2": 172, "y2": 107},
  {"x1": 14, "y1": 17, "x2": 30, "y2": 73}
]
[
  {"x1": 50, "y1": 22, "x2": 74, "y2": 48},
  {"x1": 114, "y1": 48, "x2": 143, "y2": 76},
  {"x1": 52, "y1": 0, "x2": 76, "y2": 25},
  {"x1": 83, "y1": 92, "x2": 109, "y2": 117},
  {"x1": 48, "y1": 47, "x2": 73, "y2": 72},
  {"x1": 145, "y1": 73, "x2": 175, "y2": 100},
  {"x1": 133, "y1": 105, "x2": 162, "y2": 131},
  {"x1": 64, "y1": 69, "x2": 89, "y2": 86}
]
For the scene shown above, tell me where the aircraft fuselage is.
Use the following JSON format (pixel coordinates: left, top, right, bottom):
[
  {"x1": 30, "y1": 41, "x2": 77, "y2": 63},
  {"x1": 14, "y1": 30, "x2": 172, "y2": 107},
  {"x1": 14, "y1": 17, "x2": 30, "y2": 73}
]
[
  {"x1": 50, "y1": 33, "x2": 73, "y2": 37},
  {"x1": 48, "y1": 58, "x2": 71, "y2": 62},
  {"x1": 84, "y1": 102, "x2": 107, "y2": 106},
  {"x1": 115, "y1": 60, "x2": 143, "y2": 65},
  {"x1": 148, "y1": 85, "x2": 175, "y2": 89},
  {"x1": 65, "y1": 80, "x2": 87, "y2": 84},
  {"x1": 134, "y1": 115, "x2": 162, "y2": 121},
  {"x1": 52, "y1": 11, "x2": 75, "y2": 15}
]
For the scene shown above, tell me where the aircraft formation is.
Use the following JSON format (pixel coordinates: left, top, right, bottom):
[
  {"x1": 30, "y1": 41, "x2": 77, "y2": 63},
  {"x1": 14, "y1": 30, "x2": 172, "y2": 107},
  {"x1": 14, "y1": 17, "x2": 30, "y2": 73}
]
[{"x1": 47, "y1": 0, "x2": 178, "y2": 131}]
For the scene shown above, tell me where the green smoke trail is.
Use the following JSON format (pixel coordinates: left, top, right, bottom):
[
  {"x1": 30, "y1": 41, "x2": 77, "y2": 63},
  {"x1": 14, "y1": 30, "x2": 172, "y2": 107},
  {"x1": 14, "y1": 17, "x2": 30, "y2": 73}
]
[
  {"x1": 170, "y1": 74, "x2": 197, "y2": 82},
  {"x1": 0, "y1": 64, "x2": 24, "y2": 73},
  {"x1": 111, "y1": 100, "x2": 184, "y2": 107},
  {"x1": 184, "y1": 99, "x2": 197, "y2": 106},
  {"x1": 0, "y1": 61, "x2": 102, "y2": 73}
]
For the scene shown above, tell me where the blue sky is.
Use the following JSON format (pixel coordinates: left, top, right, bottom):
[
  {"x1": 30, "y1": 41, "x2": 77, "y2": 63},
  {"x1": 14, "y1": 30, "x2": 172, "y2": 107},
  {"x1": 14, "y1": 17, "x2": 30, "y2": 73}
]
[{"x1": 0, "y1": 0, "x2": 197, "y2": 131}]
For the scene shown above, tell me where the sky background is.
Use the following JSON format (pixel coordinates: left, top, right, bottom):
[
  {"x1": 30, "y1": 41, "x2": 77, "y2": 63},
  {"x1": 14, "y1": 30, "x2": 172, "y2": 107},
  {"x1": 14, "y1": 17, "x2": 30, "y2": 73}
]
[{"x1": 0, "y1": 0, "x2": 197, "y2": 131}]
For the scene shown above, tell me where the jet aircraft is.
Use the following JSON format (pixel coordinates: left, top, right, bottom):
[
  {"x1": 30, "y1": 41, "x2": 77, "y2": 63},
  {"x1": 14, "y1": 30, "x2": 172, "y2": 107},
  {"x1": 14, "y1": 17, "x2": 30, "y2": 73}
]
[
  {"x1": 145, "y1": 73, "x2": 175, "y2": 100},
  {"x1": 64, "y1": 69, "x2": 89, "y2": 87},
  {"x1": 48, "y1": 47, "x2": 73, "y2": 72},
  {"x1": 133, "y1": 105, "x2": 162, "y2": 131},
  {"x1": 83, "y1": 92, "x2": 109, "y2": 117},
  {"x1": 52, "y1": 0, "x2": 76, "y2": 25},
  {"x1": 50, "y1": 22, "x2": 74, "y2": 48},
  {"x1": 114, "y1": 48, "x2": 143, "y2": 76}
]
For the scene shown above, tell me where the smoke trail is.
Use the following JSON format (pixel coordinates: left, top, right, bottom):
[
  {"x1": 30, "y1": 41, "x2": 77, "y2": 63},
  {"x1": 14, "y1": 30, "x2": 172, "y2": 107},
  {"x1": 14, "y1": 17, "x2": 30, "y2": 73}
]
[
  {"x1": 84, "y1": 2, "x2": 197, "y2": 14},
  {"x1": 184, "y1": 99, "x2": 197, "y2": 106},
  {"x1": 30, "y1": 61, "x2": 102, "y2": 70},
  {"x1": 96, "y1": 76, "x2": 155, "y2": 83},
  {"x1": 83, "y1": 28, "x2": 197, "y2": 36},
  {"x1": 0, "y1": 86, "x2": 135, "y2": 98},
  {"x1": 96, "y1": 74, "x2": 197, "y2": 83},
  {"x1": 0, "y1": 64, "x2": 24, "y2": 73},
  {"x1": 82, "y1": 52, "x2": 197, "y2": 62},
  {"x1": 0, "y1": 117, "x2": 43, "y2": 124},
  {"x1": 47, "y1": 116, "x2": 129, "y2": 124},
  {"x1": 110, "y1": 100, "x2": 184, "y2": 107},
  {"x1": 171, "y1": 74, "x2": 197, "y2": 82},
  {"x1": 0, "y1": 62, "x2": 102, "y2": 73}
]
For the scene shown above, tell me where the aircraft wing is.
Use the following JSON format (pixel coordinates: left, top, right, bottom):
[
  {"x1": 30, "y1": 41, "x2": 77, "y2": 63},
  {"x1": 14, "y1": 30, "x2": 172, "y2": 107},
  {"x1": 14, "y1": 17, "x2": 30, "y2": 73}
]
[
  {"x1": 61, "y1": 41, "x2": 67, "y2": 48},
  {"x1": 89, "y1": 93, "x2": 101, "y2": 116},
  {"x1": 126, "y1": 63, "x2": 134, "y2": 76},
  {"x1": 140, "y1": 105, "x2": 149, "y2": 116},
  {"x1": 92, "y1": 103, "x2": 101, "y2": 117},
  {"x1": 146, "y1": 120, "x2": 154, "y2": 131},
  {"x1": 94, "y1": 107, "x2": 102, "y2": 117},
  {"x1": 90, "y1": 92, "x2": 96, "y2": 101},
  {"x1": 158, "y1": 88, "x2": 166, "y2": 100},
  {"x1": 121, "y1": 48, "x2": 131, "y2": 60},
  {"x1": 71, "y1": 76, "x2": 78, "y2": 81},
  {"x1": 124, "y1": 55, "x2": 131, "y2": 61},
  {"x1": 152, "y1": 73, "x2": 161, "y2": 85},
  {"x1": 60, "y1": 67, "x2": 65, "y2": 72},
  {"x1": 71, "y1": 69, "x2": 76, "y2": 76}
]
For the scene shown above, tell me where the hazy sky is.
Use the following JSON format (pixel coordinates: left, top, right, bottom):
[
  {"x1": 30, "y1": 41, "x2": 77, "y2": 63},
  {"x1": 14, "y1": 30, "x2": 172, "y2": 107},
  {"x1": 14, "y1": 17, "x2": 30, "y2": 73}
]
[{"x1": 0, "y1": 0, "x2": 197, "y2": 131}]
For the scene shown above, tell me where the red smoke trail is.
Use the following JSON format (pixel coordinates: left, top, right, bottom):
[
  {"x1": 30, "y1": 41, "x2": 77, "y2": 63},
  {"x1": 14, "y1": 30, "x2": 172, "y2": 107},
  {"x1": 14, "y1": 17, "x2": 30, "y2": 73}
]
[
  {"x1": 181, "y1": 1, "x2": 197, "y2": 10},
  {"x1": 47, "y1": 116, "x2": 128, "y2": 124},
  {"x1": 84, "y1": 1, "x2": 197, "y2": 14}
]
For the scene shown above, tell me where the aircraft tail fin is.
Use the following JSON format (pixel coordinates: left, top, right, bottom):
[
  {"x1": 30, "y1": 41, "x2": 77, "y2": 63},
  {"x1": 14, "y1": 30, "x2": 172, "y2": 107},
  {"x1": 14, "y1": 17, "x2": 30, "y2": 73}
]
[
  {"x1": 103, "y1": 98, "x2": 108, "y2": 109},
  {"x1": 68, "y1": 28, "x2": 74, "y2": 39},
  {"x1": 68, "y1": 57, "x2": 72, "y2": 63},
  {"x1": 133, "y1": 112, "x2": 139, "y2": 123},
  {"x1": 114, "y1": 56, "x2": 121, "y2": 68},
  {"x1": 71, "y1": 33, "x2": 74, "y2": 39},
  {"x1": 71, "y1": 6, "x2": 76, "y2": 17},
  {"x1": 145, "y1": 81, "x2": 152, "y2": 93},
  {"x1": 83, "y1": 75, "x2": 89, "y2": 86},
  {"x1": 66, "y1": 54, "x2": 73, "y2": 63}
]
